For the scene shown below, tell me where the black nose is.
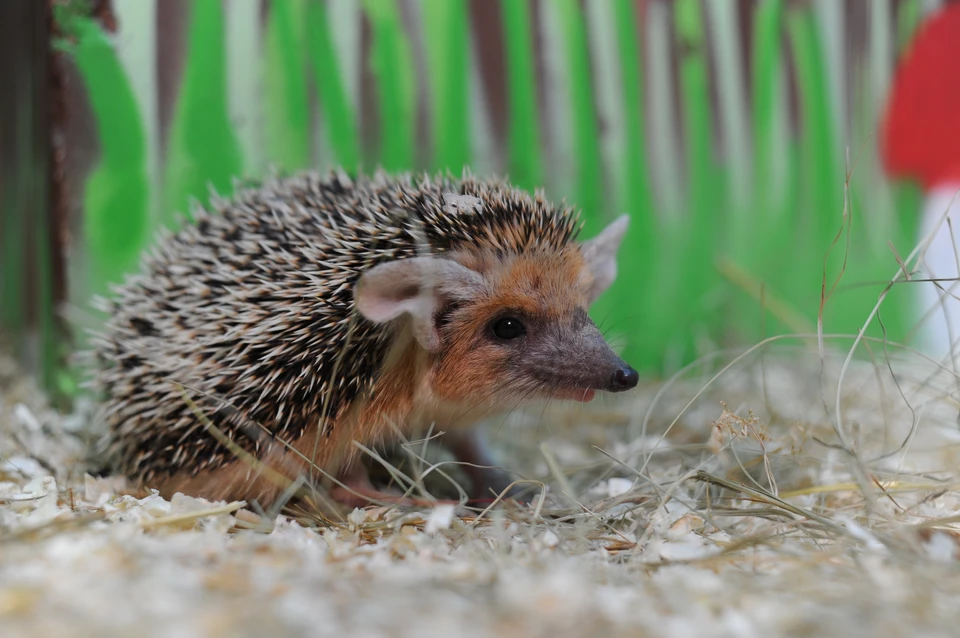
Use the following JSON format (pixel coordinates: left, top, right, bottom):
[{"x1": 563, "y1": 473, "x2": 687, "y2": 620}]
[{"x1": 610, "y1": 365, "x2": 639, "y2": 392}]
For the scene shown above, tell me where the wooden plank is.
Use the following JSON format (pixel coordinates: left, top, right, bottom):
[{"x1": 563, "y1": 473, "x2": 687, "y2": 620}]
[{"x1": 0, "y1": 0, "x2": 63, "y2": 390}]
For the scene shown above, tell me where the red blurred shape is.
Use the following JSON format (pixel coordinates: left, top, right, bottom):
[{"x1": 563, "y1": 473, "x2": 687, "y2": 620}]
[{"x1": 882, "y1": 3, "x2": 960, "y2": 189}]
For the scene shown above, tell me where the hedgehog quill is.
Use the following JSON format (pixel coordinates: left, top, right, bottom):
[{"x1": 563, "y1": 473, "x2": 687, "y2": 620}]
[{"x1": 90, "y1": 171, "x2": 639, "y2": 509}]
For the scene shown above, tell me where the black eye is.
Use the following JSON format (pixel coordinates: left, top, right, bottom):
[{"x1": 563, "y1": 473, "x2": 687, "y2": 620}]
[{"x1": 491, "y1": 316, "x2": 526, "y2": 340}]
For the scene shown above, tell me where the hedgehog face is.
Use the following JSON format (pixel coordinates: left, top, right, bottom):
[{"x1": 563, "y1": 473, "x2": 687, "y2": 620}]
[{"x1": 354, "y1": 215, "x2": 638, "y2": 408}]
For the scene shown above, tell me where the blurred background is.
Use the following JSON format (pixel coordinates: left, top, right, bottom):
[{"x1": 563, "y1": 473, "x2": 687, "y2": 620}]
[{"x1": 0, "y1": 0, "x2": 948, "y2": 403}]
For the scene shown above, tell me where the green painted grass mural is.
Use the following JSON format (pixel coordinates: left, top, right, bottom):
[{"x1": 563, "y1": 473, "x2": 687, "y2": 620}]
[
  {"x1": 306, "y1": 0, "x2": 361, "y2": 172},
  {"x1": 501, "y1": 0, "x2": 542, "y2": 194},
  {"x1": 56, "y1": 7, "x2": 150, "y2": 297},
  {"x1": 163, "y1": 0, "x2": 244, "y2": 228},
  {"x1": 42, "y1": 0, "x2": 928, "y2": 391},
  {"x1": 422, "y1": 0, "x2": 470, "y2": 174}
]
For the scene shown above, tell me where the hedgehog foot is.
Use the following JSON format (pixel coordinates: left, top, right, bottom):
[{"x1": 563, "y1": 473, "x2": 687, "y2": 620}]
[
  {"x1": 466, "y1": 467, "x2": 532, "y2": 505},
  {"x1": 329, "y1": 485, "x2": 417, "y2": 509},
  {"x1": 445, "y1": 430, "x2": 535, "y2": 505},
  {"x1": 328, "y1": 463, "x2": 425, "y2": 509}
]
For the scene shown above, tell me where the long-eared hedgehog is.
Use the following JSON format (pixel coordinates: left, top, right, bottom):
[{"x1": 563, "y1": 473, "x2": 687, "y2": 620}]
[{"x1": 90, "y1": 170, "x2": 639, "y2": 509}]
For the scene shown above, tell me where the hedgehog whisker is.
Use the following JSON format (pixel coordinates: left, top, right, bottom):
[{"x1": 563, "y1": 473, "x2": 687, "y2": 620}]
[
  {"x1": 595, "y1": 305, "x2": 618, "y2": 333},
  {"x1": 601, "y1": 312, "x2": 645, "y2": 339}
]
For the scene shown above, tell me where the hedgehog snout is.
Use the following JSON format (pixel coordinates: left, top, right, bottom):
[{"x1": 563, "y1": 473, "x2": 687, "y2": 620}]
[
  {"x1": 609, "y1": 364, "x2": 640, "y2": 392},
  {"x1": 589, "y1": 349, "x2": 638, "y2": 393},
  {"x1": 538, "y1": 320, "x2": 639, "y2": 395}
]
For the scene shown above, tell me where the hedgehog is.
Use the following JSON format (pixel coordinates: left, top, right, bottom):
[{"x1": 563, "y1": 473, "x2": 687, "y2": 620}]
[{"x1": 89, "y1": 170, "x2": 638, "y2": 509}]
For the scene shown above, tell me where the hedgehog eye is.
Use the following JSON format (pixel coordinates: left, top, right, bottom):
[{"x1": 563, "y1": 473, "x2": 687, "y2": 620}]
[{"x1": 491, "y1": 316, "x2": 526, "y2": 340}]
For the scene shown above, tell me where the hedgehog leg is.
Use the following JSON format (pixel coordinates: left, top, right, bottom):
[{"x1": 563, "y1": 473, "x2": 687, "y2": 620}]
[
  {"x1": 445, "y1": 430, "x2": 533, "y2": 504},
  {"x1": 328, "y1": 461, "x2": 427, "y2": 509}
]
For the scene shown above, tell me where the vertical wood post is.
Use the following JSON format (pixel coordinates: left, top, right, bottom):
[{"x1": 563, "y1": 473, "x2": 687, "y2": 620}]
[{"x1": 0, "y1": 1, "x2": 64, "y2": 394}]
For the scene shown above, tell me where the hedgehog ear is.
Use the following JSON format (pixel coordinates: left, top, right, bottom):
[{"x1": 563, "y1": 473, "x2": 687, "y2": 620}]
[
  {"x1": 354, "y1": 257, "x2": 484, "y2": 351},
  {"x1": 580, "y1": 214, "x2": 630, "y2": 304}
]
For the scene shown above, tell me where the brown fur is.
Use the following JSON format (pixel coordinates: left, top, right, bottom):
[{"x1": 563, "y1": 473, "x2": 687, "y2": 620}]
[{"x1": 432, "y1": 248, "x2": 588, "y2": 403}]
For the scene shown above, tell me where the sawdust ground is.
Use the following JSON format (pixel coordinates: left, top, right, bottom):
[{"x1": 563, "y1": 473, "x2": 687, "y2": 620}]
[{"x1": 3, "y1": 341, "x2": 960, "y2": 638}]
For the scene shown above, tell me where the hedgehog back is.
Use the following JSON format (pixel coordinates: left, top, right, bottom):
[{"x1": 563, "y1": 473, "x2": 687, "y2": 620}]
[{"x1": 92, "y1": 171, "x2": 581, "y2": 484}]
